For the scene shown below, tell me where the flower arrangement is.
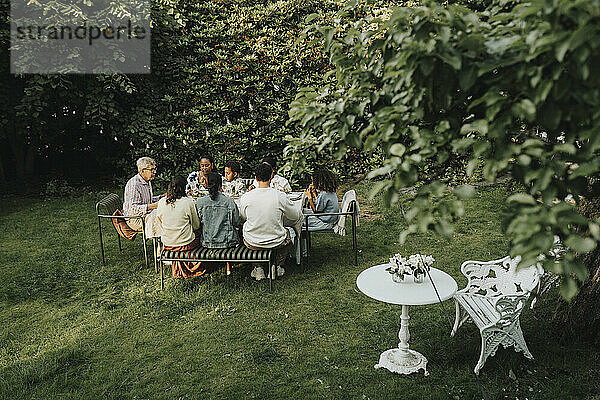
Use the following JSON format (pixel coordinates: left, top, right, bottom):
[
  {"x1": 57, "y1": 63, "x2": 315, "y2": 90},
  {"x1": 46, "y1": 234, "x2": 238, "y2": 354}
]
[{"x1": 386, "y1": 253, "x2": 434, "y2": 283}]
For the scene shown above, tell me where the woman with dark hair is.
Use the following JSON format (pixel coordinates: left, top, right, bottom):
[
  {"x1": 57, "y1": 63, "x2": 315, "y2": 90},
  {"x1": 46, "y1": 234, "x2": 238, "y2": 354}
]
[
  {"x1": 156, "y1": 175, "x2": 205, "y2": 278},
  {"x1": 303, "y1": 168, "x2": 340, "y2": 231},
  {"x1": 186, "y1": 155, "x2": 220, "y2": 197},
  {"x1": 196, "y1": 172, "x2": 241, "y2": 248}
]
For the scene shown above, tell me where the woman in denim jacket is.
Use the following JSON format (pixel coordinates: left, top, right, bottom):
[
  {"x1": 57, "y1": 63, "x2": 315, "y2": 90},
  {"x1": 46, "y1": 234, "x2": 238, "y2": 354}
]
[{"x1": 196, "y1": 172, "x2": 241, "y2": 248}]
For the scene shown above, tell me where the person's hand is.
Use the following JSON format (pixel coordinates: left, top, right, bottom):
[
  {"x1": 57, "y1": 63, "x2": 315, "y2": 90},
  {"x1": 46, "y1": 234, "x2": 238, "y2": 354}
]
[
  {"x1": 159, "y1": 193, "x2": 166, "y2": 198},
  {"x1": 248, "y1": 185, "x2": 255, "y2": 191},
  {"x1": 306, "y1": 184, "x2": 316, "y2": 200},
  {"x1": 148, "y1": 201, "x2": 159, "y2": 211},
  {"x1": 199, "y1": 175, "x2": 207, "y2": 187}
]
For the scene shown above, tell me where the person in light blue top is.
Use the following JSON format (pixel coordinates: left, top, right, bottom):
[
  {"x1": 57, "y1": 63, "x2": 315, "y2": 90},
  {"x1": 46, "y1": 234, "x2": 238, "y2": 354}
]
[
  {"x1": 196, "y1": 172, "x2": 241, "y2": 248},
  {"x1": 303, "y1": 168, "x2": 340, "y2": 231}
]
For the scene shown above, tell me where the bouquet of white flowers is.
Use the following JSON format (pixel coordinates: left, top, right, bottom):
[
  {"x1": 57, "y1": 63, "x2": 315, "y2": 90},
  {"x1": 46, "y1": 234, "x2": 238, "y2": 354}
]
[{"x1": 386, "y1": 253, "x2": 434, "y2": 282}]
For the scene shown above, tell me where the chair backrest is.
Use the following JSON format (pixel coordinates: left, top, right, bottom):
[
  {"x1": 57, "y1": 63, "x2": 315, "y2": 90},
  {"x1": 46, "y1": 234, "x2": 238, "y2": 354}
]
[
  {"x1": 462, "y1": 256, "x2": 542, "y2": 296},
  {"x1": 96, "y1": 193, "x2": 122, "y2": 215},
  {"x1": 340, "y1": 189, "x2": 358, "y2": 214}
]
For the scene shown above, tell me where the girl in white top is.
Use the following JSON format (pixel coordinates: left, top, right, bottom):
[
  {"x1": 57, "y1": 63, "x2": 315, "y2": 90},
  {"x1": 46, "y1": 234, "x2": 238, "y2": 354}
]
[{"x1": 156, "y1": 175, "x2": 204, "y2": 278}]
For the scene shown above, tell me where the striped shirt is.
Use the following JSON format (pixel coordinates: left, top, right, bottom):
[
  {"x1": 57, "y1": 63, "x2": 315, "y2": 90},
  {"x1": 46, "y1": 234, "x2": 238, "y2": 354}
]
[{"x1": 123, "y1": 173, "x2": 160, "y2": 216}]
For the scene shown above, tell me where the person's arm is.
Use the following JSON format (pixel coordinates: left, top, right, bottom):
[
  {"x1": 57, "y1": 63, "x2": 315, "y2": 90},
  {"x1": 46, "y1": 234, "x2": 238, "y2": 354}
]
[
  {"x1": 315, "y1": 192, "x2": 329, "y2": 214},
  {"x1": 190, "y1": 200, "x2": 201, "y2": 231},
  {"x1": 304, "y1": 186, "x2": 317, "y2": 212},
  {"x1": 186, "y1": 172, "x2": 197, "y2": 196},
  {"x1": 281, "y1": 178, "x2": 292, "y2": 193},
  {"x1": 155, "y1": 201, "x2": 163, "y2": 225},
  {"x1": 248, "y1": 178, "x2": 258, "y2": 191},
  {"x1": 232, "y1": 200, "x2": 241, "y2": 227},
  {"x1": 124, "y1": 180, "x2": 149, "y2": 215},
  {"x1": 281, "y1": 192, "x2": 301, "y2": 222},
  {"x1": 239, "y1": 198, "x2": 247, "y2": 222}
]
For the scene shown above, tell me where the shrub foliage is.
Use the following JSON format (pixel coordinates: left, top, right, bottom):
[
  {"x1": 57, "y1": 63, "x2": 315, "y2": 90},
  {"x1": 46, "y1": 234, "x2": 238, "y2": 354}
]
[{"x1": 287, "y1": 0, "x2": 600, "y2": 299}]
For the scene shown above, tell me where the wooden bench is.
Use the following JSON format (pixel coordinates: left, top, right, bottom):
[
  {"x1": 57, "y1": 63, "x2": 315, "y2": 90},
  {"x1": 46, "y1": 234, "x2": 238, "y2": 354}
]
[{"x1": 159, "y1": 246, "x2": 275, "y2": 290}]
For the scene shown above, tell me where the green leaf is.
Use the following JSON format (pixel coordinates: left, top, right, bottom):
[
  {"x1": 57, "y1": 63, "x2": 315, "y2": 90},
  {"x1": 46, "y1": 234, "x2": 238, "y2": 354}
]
[
  {"x1": 434, "y1": 219, "x2": 454, "y2": 236},
  {"x1": 565, "y1": 235, "x2": 596, "y2": 253},
  {"x1": 553, "y1": 143, "x2": 576, "y2": 155},
  {"x1": 305, "y1": 13, "x2": 320, "y2": 24},
  {"x1": 452, "y1": 138, "x2": 475, "y2": 152},
  {"x1": 512, "y1": 99, "x2": 536, "y2": 121},
  {"x1": 555, "y1": 38, "x2": 570, "y2": 62},
  {"x1": 589, "y1": 222, "x2": 600, "y2": 240},
  {"x1": 569, "y1": 160, "x2": 600, "y2": 179},
  {"x1": 460, "y1": 119, "x2": 488, "y2": 135},
  {"x1": 389, "y1": 143, "x2": 406, "y2": 157},
  {"x1": 436, "y1": 120, "x2": 451, "y2": 133},
  {"x1": 458, "y1": 67, "x2": 477, "y2": 90},
  {"x1": 559, "y1": 278, "x2": 579, "y2": 302},
  {"x1": 438, "y1": 53, "x2": 461, "y2": 70},
  {"x1": 364, "y1": 134, "x2": 380, "y2": 151},
  {"x1": 507, "y1": 193, "x2": 536, "y2": 205},
  {"x1": 454, "y1": 184, "x2": 475, "y2": 199},
  {"x1": 368, "y1": 180, "x2": 391, "y2": 200},
  {"x1": 517, "y1": 154, "x2": 531, "y2": 166}
]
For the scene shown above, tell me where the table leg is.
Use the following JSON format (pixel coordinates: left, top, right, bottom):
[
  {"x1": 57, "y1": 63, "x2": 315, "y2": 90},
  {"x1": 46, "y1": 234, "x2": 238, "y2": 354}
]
[{"x1": 375, "y1": 305, "x2": 429, "y2": 376}]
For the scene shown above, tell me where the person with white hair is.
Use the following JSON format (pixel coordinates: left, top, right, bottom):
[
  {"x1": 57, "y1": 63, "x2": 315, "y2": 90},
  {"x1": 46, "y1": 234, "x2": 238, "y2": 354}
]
[{"x1": 123, "y1": 156, "x2": 162, "y2": 232}]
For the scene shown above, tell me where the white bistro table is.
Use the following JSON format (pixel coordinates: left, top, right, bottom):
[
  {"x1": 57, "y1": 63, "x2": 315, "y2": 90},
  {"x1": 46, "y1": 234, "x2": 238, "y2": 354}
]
[{"x1": 356, "y1": 264, "x2": 458, "y2": 376}]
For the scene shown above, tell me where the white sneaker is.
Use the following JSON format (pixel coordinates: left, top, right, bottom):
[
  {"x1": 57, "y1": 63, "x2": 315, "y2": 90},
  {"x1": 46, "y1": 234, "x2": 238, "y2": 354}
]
[
  {"x1": 251, "y1": 266, "x2": 266, "y2": 280},
  {"x1": 268, "y1": 265, "x2": 285, "y2": 278}
]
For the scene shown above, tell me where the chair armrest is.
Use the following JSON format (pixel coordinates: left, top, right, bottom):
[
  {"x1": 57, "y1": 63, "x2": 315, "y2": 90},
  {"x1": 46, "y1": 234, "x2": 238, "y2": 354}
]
[
  {"x1": 493, "y1": 294, "x2": 530, "y2": 328},
  {"x1": 303, "y1": 211, "x2": 354, "y2": 217},
  {"x1": 455, "y1": 292, "x2": 529, "y2": 329}
]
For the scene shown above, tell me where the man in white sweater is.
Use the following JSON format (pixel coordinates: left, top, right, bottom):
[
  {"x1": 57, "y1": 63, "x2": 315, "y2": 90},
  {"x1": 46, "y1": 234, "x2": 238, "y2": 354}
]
[{"x1": 239, "y1": 162, "x2": 301, "y2": 280}]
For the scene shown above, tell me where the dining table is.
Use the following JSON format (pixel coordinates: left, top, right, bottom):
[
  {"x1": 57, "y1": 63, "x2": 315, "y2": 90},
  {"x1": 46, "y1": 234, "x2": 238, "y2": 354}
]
[{"x1": 356, "y1": 264, "x2": 458, "y2": 376}]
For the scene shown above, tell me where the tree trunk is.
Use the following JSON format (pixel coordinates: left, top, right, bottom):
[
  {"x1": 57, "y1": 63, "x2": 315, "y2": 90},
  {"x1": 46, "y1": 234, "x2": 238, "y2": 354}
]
[{"x1": 554, "y1": 195, "x2": 600, "y2": 345}]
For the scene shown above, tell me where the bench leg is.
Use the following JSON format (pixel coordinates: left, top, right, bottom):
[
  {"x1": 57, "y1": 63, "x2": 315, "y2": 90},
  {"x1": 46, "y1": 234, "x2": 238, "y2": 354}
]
[
  {"x1": 98, "y1": 216, "x2": 106, "y2": 266},
  {"x1": 352, "y1": 213, "x2": 358, "y2": 266},
  {"x1": 152, "y1": 238, "x2": 159, "y2": 274},
  {"x1": 142, "y1": 219, "x2": 149, "y2": 269},
  {"x1": 268, "y1": 260, "x2": 273, "y2": 291},
  {"x1": 160, "y1": 257, "x2": 164, "y2": 290}
]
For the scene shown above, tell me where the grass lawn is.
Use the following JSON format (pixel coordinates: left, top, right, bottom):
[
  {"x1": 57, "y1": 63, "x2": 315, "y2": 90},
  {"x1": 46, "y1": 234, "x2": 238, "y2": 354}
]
[{"x1": 1, "y1": 182, "x2": 599, "y2": 399}]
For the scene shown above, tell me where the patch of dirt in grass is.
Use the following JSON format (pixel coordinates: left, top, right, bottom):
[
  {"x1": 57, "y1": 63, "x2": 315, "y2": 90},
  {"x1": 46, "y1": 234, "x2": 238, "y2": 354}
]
[{"x1": 360, "y1": 204, "x2": 381, "y2": 221}]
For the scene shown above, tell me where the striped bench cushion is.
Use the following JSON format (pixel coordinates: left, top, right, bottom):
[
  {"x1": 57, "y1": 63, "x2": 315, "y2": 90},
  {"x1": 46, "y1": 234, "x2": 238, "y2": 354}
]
[{"x1": 162, "y1": 246, "x2": 271, "y2": 262}]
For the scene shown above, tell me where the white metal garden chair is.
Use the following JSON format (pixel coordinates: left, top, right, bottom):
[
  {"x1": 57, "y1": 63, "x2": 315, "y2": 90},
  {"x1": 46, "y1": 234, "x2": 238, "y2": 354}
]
[{"x1": 451, "y1": 256, "x2": 543, "y2": 374}]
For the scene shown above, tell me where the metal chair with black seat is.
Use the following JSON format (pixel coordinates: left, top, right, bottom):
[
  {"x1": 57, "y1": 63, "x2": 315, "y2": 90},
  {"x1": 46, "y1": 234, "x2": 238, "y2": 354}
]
[
  {"x1": 302, "y1": 195, "x2": 359, "y2": 267},
  {"x1": 95, "y1": 193, "x2": 151, "y2": 270}
]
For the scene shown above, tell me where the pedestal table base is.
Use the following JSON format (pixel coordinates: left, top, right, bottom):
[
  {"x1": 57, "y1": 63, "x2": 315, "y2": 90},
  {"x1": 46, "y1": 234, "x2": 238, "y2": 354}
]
[
  {"x1": 375, "y1": 348, "x2": 428, "y2": 376},
  {"x1": 374, "y1": 304, "x2": 429, "y2": 376}
]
